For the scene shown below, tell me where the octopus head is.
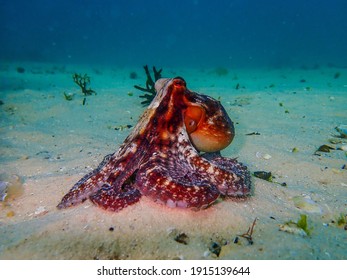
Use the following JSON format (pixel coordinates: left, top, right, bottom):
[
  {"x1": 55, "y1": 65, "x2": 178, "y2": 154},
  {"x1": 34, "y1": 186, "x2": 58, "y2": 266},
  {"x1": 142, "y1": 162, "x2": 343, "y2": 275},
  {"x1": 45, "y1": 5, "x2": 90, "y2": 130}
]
[
  {"x1": 184, "y1": 98, "x2": 234, "y2": 152},
  {"x1": 155, "y1": 77, "x2": 235, "y2": 153},
  {"x1": 183, "y1": 91, "x2": 235, "y2": 153}
]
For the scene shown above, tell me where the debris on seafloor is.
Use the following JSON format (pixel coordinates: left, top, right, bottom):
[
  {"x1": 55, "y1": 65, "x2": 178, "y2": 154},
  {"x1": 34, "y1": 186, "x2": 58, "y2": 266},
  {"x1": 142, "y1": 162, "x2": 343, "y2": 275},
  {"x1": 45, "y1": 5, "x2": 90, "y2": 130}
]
[
  {"x1": 253, "y1": 171, "x2": 287, "y2": 187},
  {"x1": 328, "y1": 138, "x2": 343, "y2": 144},
  {"x1": 292, "y1": 195, "x2": 322, "y2": 213},
  {"x1": 335, "y1": 125, "x2": 347, "y2": 138},
  {"x1": 336, "y1": 213, "x2": 347, "y2": 230},
  {"x1": 0, "y1": 174, "x2": 24, "y2": 202},
  {"x1": 315, "y1": 144, "x2": 335, "y2": 153},
  {"x1": 337, "y1": 145, "x2": 347, "y2": 151},
  {"x1": 326, "y1": 213, "x2": 347, "y2": 230},
  {"x1": 208, "y1": 241, "x2": 222, "y2": 257},
  {"x1": 174, "y1": 233, "x2": 189, "y2": 245},
  {"x1": 168, "y1": 228, "x2": 190, "y2": 245},
  {"x1": 245, "y1": 132, "x2": 260, "y2": 136},
  {"x1": 253, "y1": 171, "x2": 273, "y2": 182},
  {"x1": 6, "y1": 210, "x2": 15, "y2": 217},
  {"x1": 63, "y1": 92, "x2": 74, "y2": 101},
  {"x1": 314, "y1": 126, "x2": 347, "y2": 155},
  {"x1": 0, "y1": 181, "x2": 8, "y2": 201},
  {"x1": 255, "y1": 151, "x2": 272, "y2": 160},
  {"x1": 239, "y1": 217, "x2": 258, "y2": 245},
  {"x1": 108, "y1": 124, "x2": 133, "y2": 131},
  {"x1": 34, "y1": 206, "x2": 48, "y2": 217},
  {"x1": 262, "y1": 153, "x2": 272, "y2": 160},
  {"x1": 279, "y1": 214, "x2": 312, "y2": 237}
]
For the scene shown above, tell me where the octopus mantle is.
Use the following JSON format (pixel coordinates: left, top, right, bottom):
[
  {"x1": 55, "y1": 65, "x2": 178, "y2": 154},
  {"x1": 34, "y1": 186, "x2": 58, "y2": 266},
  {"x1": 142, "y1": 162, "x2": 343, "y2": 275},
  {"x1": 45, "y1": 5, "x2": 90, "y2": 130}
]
[{"x1": 57, "y1": 77, "x2": 251, "y2": 212}]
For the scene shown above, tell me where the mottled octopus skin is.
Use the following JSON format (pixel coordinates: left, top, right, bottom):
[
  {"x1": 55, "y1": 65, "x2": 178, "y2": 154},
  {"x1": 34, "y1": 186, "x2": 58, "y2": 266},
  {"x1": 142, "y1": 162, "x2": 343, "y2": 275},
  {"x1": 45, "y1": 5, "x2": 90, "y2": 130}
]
[{"x1": 57, "y1": 78, "x2": 251, "y2": 211}]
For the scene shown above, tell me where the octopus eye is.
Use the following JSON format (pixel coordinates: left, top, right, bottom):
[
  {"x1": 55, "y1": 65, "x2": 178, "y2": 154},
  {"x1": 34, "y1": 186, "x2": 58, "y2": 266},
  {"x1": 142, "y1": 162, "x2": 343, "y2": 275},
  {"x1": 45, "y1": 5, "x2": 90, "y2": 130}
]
[
  {"x1": 185, "y1": 118, "x2": 197, "y2": 132},
  {"x1": 184, "y1": 106, "x2": 204, "y2": 133}
]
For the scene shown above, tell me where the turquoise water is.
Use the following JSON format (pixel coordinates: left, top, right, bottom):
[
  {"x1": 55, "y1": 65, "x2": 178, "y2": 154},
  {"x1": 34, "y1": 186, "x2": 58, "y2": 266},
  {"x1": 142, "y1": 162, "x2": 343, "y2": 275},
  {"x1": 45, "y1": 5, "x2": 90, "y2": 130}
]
[
  {"x1": 1, "y1": 0, "x2": 347, "y2": 68},
  {"x1": 1, "y1": 0, "x2": 347, "y2": 261}
]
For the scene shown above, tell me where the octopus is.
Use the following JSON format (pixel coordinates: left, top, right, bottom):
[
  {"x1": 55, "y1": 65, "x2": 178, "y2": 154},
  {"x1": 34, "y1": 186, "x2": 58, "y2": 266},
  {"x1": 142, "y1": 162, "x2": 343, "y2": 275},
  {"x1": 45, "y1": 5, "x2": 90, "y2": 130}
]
[{"x1": 57, "y1": 77, "x2": 251, "y2": 212}]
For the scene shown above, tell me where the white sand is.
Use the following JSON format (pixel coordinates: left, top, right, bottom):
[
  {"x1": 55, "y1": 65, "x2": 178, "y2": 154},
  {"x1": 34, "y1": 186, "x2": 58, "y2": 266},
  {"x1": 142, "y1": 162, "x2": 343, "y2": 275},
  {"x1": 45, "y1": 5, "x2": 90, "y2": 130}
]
[{"x1": 0, "y1": 62, "x2": 346, "y2": 259}]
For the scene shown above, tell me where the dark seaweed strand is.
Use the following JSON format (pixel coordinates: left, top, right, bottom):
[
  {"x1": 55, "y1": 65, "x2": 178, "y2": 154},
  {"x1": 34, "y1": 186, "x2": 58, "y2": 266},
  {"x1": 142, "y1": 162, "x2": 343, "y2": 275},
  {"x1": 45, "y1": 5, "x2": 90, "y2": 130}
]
[
  {"x1": 134, "y1": 65, "x2": 162, "y2": 105},
  {"x1": 72, "y1": 73, "x2": 96, "y2": 96}
]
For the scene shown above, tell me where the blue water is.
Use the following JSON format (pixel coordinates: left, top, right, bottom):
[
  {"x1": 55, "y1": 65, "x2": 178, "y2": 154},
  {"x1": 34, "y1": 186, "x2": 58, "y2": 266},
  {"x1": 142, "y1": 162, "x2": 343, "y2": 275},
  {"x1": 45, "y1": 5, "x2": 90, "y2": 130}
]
[{"x1": 1, "y1": 0, "x2": 347, "y2": 68}]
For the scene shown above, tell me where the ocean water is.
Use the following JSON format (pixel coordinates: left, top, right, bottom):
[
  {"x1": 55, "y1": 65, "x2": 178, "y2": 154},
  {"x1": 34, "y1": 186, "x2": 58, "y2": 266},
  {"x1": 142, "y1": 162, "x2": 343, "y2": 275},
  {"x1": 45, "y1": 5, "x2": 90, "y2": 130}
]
[
  {"x1": 1, "y1": 0, "x2": 347, "y2": 262},
  {"x1": 1, "y1": 0, "x2": 347, "y2": 68}
]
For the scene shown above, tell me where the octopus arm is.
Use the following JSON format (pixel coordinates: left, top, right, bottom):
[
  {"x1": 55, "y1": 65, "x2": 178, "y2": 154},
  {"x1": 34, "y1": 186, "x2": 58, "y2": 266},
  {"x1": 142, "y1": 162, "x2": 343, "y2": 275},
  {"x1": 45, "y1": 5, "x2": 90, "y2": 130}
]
[
  {"x1": 201, "y1": 152, "x2": 252, "y2": 197},
  {"x1": 136, "y1": 155, "x2": 220, "y2": 210},
  {"x1": 90, "y1": 183, "x2": 141, "y2": 212},
  {"x1": 57, "y1": 153, "x2": 121, "y2": 209}
]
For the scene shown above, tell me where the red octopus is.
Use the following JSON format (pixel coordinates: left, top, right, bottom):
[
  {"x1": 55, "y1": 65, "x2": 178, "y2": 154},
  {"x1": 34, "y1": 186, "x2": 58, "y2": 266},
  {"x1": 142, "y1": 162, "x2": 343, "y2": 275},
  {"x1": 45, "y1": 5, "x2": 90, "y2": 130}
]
[{"x1": 57, "y1": 78, "x2": 251, "y2": 212}]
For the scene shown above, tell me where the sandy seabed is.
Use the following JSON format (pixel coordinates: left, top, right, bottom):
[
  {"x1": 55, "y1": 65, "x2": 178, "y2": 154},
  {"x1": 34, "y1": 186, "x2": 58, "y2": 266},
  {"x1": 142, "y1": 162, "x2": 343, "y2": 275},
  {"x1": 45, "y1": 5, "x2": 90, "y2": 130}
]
[{"x1": 0, "y1": 62, "x2": 346, "y2": 260}]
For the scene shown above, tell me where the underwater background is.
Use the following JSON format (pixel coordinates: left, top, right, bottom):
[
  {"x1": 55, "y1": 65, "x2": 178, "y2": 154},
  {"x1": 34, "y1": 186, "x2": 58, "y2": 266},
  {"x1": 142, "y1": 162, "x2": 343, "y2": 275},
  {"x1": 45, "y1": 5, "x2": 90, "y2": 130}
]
[
  {"x1": 1, "y1": 0, "x2": 347, "y2": 260},
  {"x1": 1, "y1": 0, "x2": 347, "y2": 68}
]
